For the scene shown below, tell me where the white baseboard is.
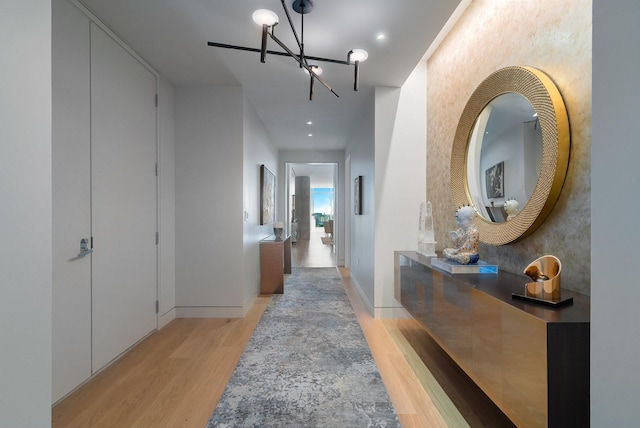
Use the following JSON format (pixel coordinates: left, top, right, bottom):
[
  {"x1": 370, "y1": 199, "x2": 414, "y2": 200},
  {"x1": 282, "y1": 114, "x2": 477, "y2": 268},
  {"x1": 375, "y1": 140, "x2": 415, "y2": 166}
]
[
  {"x1": 158, "y1": 308, "x2": 176, "y2": 329},
  {"x1": 243, "y1": 295, "x2": 259, "y2": 316},
  {"x1": 349, "y1": 274, "x2": 375, "y2": 314},
  {"x1": 374, "y1": 306, "x2": 410, "y2": 319},
  {"x1": 175, "y1": 306, "x2": 245, "y2": 318},
  {"x1": 350, "y1": 272, "x2": 409, "y2": 319}
]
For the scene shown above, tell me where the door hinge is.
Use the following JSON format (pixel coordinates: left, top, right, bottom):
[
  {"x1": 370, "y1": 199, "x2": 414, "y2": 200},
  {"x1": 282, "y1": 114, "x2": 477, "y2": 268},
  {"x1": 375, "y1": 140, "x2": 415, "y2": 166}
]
[
  {"x1": 156, "y1": 231, "x2": 159, "y2": 245},
  {"x1": 155, "y1": 93, "x2": 158, "y2": 107},
  {"x1": 91, "y1": 236, "x2": 94, "y2": 248},
  {"x1": 156, "y1": 300, "x2": 159, "y2": 314},
  {"x1": 155, "y1": 162, "x2": 158, "y2": 176}
]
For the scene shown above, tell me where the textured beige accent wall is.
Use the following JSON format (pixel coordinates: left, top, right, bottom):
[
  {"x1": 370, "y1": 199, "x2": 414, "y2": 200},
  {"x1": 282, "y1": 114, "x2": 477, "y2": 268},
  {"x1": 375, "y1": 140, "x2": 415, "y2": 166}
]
[{"x1": 427, "y1": 0, "x2": 591, "y2": 294}]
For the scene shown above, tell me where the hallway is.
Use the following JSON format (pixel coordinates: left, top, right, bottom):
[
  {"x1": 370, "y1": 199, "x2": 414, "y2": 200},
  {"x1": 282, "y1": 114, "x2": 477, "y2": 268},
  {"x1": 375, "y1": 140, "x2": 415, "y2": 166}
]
[
  {"x1": 292, "y1": 224, "x2": 335, "y2": 268},
  {"x1": 52, "y1": 231, "x2": 513, "y2": 427}
]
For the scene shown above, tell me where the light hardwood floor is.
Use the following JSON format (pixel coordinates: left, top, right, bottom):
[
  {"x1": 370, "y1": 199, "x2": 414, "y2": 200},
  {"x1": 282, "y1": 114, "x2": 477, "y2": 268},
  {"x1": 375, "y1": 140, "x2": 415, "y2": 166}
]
[
  {"x1": 291, "y1": 225, "x2": 336, "y2": 268},
  {"x1": 53, "y1": 229, "x2": 512, "y2": 427}
]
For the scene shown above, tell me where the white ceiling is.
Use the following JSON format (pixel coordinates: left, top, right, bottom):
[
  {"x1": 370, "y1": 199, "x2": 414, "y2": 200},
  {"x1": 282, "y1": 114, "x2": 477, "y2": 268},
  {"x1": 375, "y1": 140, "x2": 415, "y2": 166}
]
[
  {"x1": 79, "y1": 0, "x2": 462, "y2": 151},
  {"x1": 290, "y1": 163, "x2": 336, "y2": 188}
]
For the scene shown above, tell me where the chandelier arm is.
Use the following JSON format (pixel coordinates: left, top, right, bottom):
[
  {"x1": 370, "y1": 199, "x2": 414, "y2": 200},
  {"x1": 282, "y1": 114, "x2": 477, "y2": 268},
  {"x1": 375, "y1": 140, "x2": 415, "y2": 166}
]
[
  {"x1": 300, "y1": 3, "x2": 305, "y2": 68},
  {"x1": 207, "y1": 42, "x2": 350, "y2": 66},
  {"x1": 260, "y1": 24, "x2": 268, "y2": 63},
  {"x1": 268, "y1": 32, "x2": 339, "y2": 97},
  {"x1": 280, "y1": 0, "x2": 304, "y2": 56},
  {"x1": 207, "y1": 41, "x2": 294, "y2": 56},
  {"x1": 301, "y1": 55, "x2": 350, "y2": 65}
]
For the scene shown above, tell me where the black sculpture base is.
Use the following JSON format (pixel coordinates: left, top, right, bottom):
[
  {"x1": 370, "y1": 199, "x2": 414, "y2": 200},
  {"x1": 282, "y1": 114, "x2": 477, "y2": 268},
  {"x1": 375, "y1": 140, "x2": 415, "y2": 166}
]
[{"x1": 512, "y1": 293, "x2": 574, "y2": 308}]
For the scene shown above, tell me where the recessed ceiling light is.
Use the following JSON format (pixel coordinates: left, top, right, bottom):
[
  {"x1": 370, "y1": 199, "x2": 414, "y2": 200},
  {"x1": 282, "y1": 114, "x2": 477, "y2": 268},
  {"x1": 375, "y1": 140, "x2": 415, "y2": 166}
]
[
  {"x1": 306, "y1": 121, "x2": 313, "y2": 125},
  {"x1": 376, "y1": 33, "x2": 387, "y2": 41},
  {"x1": 308, "y1": 133, "x2": 313, "y2": 137}
]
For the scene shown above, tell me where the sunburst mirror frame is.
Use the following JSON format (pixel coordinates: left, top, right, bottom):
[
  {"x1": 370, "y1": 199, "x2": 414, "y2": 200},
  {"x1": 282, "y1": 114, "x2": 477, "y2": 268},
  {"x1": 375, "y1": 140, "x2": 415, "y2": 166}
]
[{"x1": 450, "y1": 66, "x2": 570, "y2": 245}]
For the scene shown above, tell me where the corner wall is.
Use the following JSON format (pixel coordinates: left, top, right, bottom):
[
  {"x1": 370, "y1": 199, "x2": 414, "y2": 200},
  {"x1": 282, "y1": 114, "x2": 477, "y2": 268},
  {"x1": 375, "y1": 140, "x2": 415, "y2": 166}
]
[
  {"x1": 346, "y1": 95, "x2": 377, "y2": 308},
  {"x1": 0, "y1": 1, "x2": 52, "y2": 425},
  {"x1": 158, "y1": 77, "x2": 176, "y2": 327},
  {"x1": 373, "y1": 62, "x2": 427, "y2": 316},
  {"x1": 345, "y1": 61, "x2": 428, "y2": 315},
  {"x1": 175, "y1": 86, "x2": 245, "y2": 316},
  {"x1": 427, "y1": 0, "x2": 592, "y2": 294},
  {"x1": 592, "y1": 1, "x2": 640, "y2": 424},
  {"x1": 243, "y1": 97, "x2": 278, "y2": 310}
]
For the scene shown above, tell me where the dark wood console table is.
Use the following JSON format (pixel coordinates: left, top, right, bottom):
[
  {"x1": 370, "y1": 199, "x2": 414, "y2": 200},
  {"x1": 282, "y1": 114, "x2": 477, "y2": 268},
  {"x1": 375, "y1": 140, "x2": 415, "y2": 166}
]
[
  {"x1": 260, "y1": 235, "x2": 291, "y2": 294},
  {"x1": 395, "y1": 251, "x2": 590, "y2": 428}
]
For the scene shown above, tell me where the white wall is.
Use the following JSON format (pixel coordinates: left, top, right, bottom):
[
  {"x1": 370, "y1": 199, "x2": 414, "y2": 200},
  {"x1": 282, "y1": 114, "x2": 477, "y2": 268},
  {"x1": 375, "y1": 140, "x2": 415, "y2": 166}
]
[
  {"x1": 158, "y1": 78, "x2": 176, "y2": 327},
  {"x1": 175, "y1": 86, "x2": 245, "y2": 317},
  {"x1": 346, "y1": 62, "x2": 427, "y2": 316},
  {"x1": 0, "y1": 1, "x2": 52, "y2": 425},
  {"x1": 278, "y1": 150, "x2": 346, "y2": 265},
  {"x1": 51, "y1": 0, "x2": 92, "y2": 402},
  {"x1": 346, "y1": 94, "x2": 377, "y2": 308},
  {"x1": 243, "y1": 97, "x2": 278, "y2": 310},
  {"x1": 481, "y1": 126, "x2": 521, "y2": 205},
  {"x1": 591, "y1": 0, "x2": 640, "y2": 424},
  {"x1": 374, "y1": 61, "x2": 427, "y2": 317}
]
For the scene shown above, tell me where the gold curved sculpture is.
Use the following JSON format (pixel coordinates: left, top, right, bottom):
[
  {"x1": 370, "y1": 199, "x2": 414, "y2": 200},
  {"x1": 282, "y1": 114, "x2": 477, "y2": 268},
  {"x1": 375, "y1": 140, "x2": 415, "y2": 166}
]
[
  {"x1": 450, "y1": 66, "x2": 570, "y2": 245},
  {"x1": 524, "y1": 254, "x2": 562, "y2": 300}
]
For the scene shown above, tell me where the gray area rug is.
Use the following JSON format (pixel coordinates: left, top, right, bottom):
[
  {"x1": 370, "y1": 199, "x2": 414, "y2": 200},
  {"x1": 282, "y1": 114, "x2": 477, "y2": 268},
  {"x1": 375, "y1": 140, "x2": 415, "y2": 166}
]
[{"x1": 207, "y1": 267, "x2": 400, "y2": 428}]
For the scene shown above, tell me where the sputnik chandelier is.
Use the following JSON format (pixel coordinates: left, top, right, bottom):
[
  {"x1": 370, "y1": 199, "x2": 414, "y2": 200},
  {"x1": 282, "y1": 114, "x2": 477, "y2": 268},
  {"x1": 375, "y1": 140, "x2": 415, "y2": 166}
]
[{"x1": 207, "y1": 0, "x2": 368, "y2": 100}]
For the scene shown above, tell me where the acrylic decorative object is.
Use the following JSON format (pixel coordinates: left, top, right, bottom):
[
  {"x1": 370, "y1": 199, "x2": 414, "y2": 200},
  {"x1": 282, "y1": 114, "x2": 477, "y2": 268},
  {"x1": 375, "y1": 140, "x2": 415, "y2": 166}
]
[
  {"x1": 431, "y1": 258, "x2": 498, "y2": 274},
  {"x1": 417, "y1": 202, "x2": 437, "y2": 257}
]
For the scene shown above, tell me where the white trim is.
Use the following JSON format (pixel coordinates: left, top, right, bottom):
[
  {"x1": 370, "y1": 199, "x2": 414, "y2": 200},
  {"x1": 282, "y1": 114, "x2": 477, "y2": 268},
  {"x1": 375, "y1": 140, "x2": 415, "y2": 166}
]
[
  {"x1": 374, "y1": 307, "x2": 410, "y2": 319},
  {"x1": 349, "y1": 275, "x2": 374, "y2": 315},
  {"x1": 243, "y1": 296, "x2": 260, "y2": 316},
  {"x1": 175, "y1": 307, "x2": 246, "y2": 318},
  {"x1": 68, "y1": 0, "x2": 159, "y2": 77},
  {"x1": 423, "y1": 0, "x2": 473, "y2": 61},
  {"x1": 158, "y1": 308, "x2": 176, "y2": 329}
]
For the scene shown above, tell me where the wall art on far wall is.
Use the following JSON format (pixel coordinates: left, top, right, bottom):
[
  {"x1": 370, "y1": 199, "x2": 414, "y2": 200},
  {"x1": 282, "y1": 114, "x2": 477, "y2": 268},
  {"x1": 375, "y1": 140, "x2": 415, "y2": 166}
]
[
  {"x1": 260, "y1": 164, "x2": 275, "y2": 225},
  {"x1": 485, "y1": 161, "x2": 504, "y2": 199},
  {"x1": 354, "y1": 175, "x2": 362, "y2": 215}
]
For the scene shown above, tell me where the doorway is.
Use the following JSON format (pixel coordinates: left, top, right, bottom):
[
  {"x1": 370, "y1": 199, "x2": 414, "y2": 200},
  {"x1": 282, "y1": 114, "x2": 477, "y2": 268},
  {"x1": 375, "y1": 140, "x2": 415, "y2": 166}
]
[
  {"x1": 52, "y1": 8, "x2": 158, "y2": 403},
  {"x1": 285, "y1": 162, "x2": 337, "y2": 267}
]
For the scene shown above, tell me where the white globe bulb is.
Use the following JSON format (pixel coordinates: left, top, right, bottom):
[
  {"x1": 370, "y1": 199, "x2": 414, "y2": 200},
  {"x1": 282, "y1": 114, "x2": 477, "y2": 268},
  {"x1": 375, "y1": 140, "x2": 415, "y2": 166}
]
[
  {"x1": 349, "y1": 49, "x2": 368, "y2": 63},
  {"x1": 252, "y1": 9, "x2": 279, "y2": 26}
]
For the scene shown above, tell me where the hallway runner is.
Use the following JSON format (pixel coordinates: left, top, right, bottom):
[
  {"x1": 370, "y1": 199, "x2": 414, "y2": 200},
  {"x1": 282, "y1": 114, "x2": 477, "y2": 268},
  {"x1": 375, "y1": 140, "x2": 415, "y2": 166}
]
[{"x1": 207, "y1": 267, "x2": 400, "y2": 427}]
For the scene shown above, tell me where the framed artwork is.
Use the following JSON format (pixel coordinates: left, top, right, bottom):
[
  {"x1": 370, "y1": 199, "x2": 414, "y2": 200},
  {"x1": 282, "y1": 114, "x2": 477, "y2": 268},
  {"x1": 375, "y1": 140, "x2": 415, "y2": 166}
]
[
  {"x1": 260, "y1": 165, "x2": 275, "y2": 225},
  {"x1": 354, "y1": 175, "x2": 362, "y2": 215},
  {"x1": 485, "y1": 161, "x2": 504, "y2": 199}
]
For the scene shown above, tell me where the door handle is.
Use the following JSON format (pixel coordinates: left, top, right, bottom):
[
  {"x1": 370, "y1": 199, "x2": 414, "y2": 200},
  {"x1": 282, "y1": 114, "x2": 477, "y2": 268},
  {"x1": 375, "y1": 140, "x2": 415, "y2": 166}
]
[{"x1": 78, "y1": 238, "x2": 93, "y2": 257}]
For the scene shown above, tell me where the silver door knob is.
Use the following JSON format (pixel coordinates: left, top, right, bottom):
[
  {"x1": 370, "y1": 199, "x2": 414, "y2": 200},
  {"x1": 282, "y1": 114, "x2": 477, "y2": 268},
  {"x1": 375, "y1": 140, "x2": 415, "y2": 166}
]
[{"x1": 78, "y1": 238, "x2": 93, "y2": 257}]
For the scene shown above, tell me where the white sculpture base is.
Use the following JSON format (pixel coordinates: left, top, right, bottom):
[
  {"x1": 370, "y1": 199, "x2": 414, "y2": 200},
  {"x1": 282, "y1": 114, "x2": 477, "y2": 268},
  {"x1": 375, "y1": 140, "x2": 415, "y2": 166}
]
[
  {"x1": 431, "y1": 258, "x2": 498, "y2": 274},
  {"x1": 417, "y1": 240, "x2": 436, "y2": 257}
]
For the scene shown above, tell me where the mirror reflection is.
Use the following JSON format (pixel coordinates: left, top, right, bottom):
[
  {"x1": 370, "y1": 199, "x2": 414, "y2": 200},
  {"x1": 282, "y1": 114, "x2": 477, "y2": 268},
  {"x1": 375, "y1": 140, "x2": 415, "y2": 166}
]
[{"x1": 466, "y1": 93, "x2": 542, "y2": 223}]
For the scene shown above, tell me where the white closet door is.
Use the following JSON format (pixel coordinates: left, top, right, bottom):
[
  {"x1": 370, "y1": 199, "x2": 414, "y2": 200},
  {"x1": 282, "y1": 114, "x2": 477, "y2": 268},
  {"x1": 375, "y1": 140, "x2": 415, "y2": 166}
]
[
  {"x1": 52, "y1": 0, "x2": 92, "y2": 403},
  {"x1": 90, "y1": 23, "x2": 158, "y2": 371}
]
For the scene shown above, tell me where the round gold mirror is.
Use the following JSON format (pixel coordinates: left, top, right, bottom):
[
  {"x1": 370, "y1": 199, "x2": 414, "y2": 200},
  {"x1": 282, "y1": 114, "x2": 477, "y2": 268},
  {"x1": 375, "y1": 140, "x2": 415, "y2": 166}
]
[{"x1": 451, "y1": 66, "x2": 570, "y2": 245}]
